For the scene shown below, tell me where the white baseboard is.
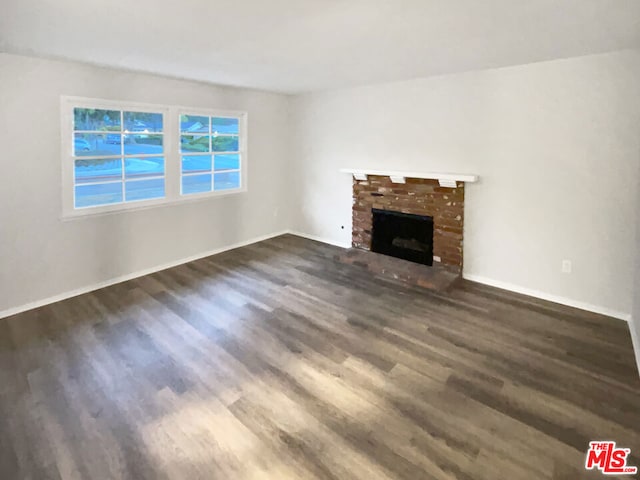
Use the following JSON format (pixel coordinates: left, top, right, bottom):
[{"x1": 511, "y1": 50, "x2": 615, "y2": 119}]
[
  {"x1": 287, "y1": 230, "x2": 352, "y2": 249},
  {"x1": 0, "y1": 230, "x2": 289, "y2": 320},
  {"x1": 463, "y1": 273, "x2": 631, "y2": 322},
  {"x1": 2, "y1": 230, "x2": 632, "y2": 328}
]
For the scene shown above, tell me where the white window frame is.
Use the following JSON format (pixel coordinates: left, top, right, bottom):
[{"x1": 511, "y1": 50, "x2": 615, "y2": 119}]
[{"x1": 61, "y1": 96, "x2": 248, "y2": 219}]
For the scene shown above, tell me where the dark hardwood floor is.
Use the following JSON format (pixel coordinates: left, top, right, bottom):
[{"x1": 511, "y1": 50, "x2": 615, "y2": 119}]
[{"x1": 1, "y1": 234, "x2": 639, "y2": 480}]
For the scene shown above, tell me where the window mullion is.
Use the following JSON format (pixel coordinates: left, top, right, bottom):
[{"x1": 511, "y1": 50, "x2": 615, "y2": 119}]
[
  {"x1": 209, "y1": 116, "x2": 214, "y2": 191},
  {"x1": 166, "y1": 108, "x2": 180, "y2": 200},
  {"x1": 120, "y1": 110, "x2": 125, "y2": 203}
]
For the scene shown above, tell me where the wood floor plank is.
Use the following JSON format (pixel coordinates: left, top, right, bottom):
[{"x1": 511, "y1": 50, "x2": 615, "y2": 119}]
[{"x1": 0, "y1": 234, "x2": 639, "y2": 479}]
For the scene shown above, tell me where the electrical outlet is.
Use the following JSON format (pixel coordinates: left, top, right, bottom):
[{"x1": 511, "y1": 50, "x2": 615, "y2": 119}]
[{"x1": 562, "y1": 260, "x2": 572, "y2": 274}]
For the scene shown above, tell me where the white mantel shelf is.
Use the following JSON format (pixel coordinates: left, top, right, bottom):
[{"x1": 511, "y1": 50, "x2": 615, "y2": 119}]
[{"x1": 339, "y1": 168, "x2": 478, "y2": 187}]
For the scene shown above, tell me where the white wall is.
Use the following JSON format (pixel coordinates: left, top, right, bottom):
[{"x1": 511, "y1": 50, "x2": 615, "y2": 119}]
[
  {"x1": 0, "y1": 53, "x2": 291, "y2": 315},
  {"x1": 2, "y1": 50, "x2": 639, "y2": 324},
  {"x1": 290, "y1": 50, "x2": 640, "y2": 319},
  {"x1": 631, "y1": 162, "x2": 640, "y2": 374}
]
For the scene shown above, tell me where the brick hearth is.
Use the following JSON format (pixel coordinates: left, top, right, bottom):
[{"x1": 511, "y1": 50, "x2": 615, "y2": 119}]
[{"x1": 351, "y1": 175, "x2": 465, "y2": 271}]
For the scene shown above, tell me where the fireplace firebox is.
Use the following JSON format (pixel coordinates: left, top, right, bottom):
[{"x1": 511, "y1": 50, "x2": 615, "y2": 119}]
[{"x1": 371, "y1": 208, "x2": 434, "y2": 266}]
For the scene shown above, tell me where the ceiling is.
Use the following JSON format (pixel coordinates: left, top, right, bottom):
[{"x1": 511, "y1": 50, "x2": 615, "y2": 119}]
[{"x1": 1, "y1": 0, "x2": 639, "y2": 94}]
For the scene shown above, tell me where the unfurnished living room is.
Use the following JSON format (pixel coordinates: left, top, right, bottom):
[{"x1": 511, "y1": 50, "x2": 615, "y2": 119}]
[{"x1": 1, "y1": 1, "x2": 640, "y2": 479}]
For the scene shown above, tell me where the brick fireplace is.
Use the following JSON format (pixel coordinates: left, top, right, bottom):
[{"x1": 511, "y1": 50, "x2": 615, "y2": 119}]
[{"x1": 351, "y1": 175, "x2": 465, "y2": 273}]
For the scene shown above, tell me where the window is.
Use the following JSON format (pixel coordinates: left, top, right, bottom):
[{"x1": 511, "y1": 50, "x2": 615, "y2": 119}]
[
  {"x1": 72, "y1": 107, "x2": 165, "y2": 208},
  {"x1": 62, "y1": 97, "x2": 246, "y2": 217},
  {"x1": 180, "y1": 114, "x2": 242, "y2": 195}
]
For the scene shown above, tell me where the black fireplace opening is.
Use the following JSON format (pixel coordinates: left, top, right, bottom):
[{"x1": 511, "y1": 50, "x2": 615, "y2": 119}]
[{"x1": 371, "y1": 209, "x2": 434, "y2": 266}]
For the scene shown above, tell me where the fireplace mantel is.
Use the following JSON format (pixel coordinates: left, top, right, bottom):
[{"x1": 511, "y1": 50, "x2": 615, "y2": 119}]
[{"x1": 340, "y1": 168, "x2": 478, "y2": 187}]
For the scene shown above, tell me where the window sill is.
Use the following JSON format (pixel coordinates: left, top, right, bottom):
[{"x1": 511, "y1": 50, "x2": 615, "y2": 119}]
[{"x1": 60, "y1": 187, "x2": 247, "y2": 221}]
